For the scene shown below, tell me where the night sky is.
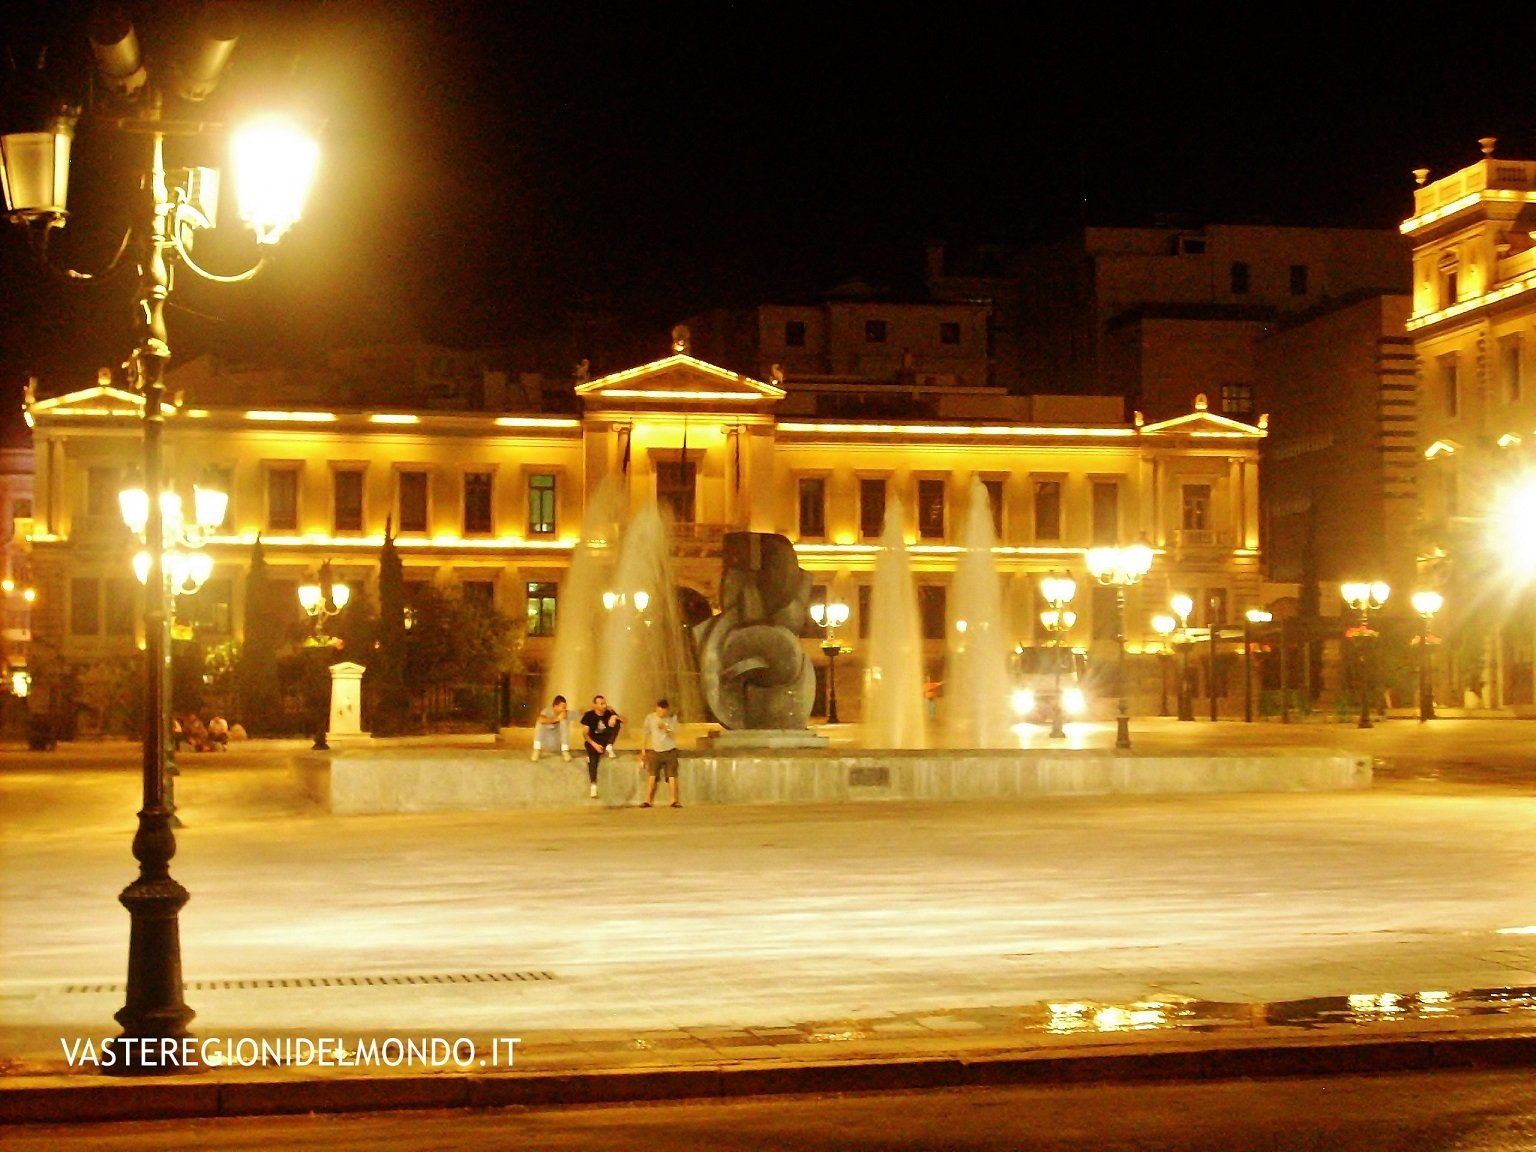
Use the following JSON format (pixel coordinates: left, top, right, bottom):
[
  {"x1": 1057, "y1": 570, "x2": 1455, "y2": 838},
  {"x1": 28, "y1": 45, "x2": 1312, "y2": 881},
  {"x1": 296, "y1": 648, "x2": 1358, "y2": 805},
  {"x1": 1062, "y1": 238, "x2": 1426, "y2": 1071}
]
[{"x1": 2, "y1": 1, "x2": 1533, "y2": 399}]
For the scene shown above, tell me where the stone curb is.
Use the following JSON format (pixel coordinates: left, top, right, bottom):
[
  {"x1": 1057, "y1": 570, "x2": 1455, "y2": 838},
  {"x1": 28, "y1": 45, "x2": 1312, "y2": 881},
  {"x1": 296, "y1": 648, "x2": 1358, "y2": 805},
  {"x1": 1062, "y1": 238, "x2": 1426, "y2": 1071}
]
[{"x1": 5, "y1": 1032, "x2": 1536, "y2": 1125}]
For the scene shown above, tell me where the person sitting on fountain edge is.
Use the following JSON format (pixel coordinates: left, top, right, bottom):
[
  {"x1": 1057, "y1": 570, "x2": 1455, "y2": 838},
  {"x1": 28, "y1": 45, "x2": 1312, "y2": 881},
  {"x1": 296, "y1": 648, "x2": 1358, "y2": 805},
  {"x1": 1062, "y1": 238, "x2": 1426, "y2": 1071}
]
[
  {"x1": 531, "y1": 695, "x2": 572, "y2": 762},
  {"x1": 580, "y1": 695, "x2": 623, "y2": 799}
]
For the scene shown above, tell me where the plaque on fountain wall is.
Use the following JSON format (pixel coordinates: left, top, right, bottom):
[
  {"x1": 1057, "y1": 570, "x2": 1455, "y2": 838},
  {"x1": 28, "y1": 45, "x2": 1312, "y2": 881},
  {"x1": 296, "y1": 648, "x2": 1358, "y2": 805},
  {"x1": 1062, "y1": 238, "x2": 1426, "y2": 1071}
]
[{"x1": 694, "y1": 532, "x2": 828, "y2": 748}]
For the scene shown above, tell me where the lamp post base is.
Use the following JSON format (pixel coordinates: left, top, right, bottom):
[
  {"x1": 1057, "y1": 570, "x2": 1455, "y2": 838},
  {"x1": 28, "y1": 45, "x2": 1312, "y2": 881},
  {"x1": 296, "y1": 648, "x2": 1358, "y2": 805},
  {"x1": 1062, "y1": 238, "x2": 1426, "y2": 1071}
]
[
  {"x1": 1048, "y1": 710, "x2": 1065, "y2": 739},
  {"x1": 1115, "y1": 714, "x2": 1131, "y2": 749},
  {"x1": 105, "y1": 812, "x2": 196, "y2": 1077}
]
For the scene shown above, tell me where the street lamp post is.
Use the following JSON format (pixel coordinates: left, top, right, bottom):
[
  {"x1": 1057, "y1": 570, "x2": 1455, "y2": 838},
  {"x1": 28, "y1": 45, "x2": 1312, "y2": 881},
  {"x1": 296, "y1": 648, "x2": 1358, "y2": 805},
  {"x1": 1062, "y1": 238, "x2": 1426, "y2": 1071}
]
[
  {"x1": 1085, "y1": 544, "x2": 1154, "y2": 750},
  {"x1": 1040, "y1": 574, "x2": 1077, "y2": 739},
  {"x1": 298, "y1": 565, "x2": 351, "y2": 751},
  {"x1": 1151, "y1": 614, "x2": 1175, "y2": 716},
  {"x1": 1411, "y1": 590, "x2": 1444, "y2": 722},
  {"x1": 0, "y1": 12, "x2": 319, "y2": 1074},
  {"x1": 1243, "y1": 608, "x2": 1273, "y2": 723},
  {"x1": 1341, "y1": 581, "x2": 1390, "y2": 730},
  {"x1": 1171, "y1": 594, "x2": 1194, "y2": 722},
  {"x1": 809, "y1": 600, "x2": 850, "y2": 723}
]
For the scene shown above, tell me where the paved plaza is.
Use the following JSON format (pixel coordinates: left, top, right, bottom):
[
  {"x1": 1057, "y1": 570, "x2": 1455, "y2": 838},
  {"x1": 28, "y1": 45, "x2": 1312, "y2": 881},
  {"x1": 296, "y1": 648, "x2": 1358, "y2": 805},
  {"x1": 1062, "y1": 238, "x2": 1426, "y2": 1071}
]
[{"x1": 4, "y1": 716, "x2": 1536, "y2": 1098}]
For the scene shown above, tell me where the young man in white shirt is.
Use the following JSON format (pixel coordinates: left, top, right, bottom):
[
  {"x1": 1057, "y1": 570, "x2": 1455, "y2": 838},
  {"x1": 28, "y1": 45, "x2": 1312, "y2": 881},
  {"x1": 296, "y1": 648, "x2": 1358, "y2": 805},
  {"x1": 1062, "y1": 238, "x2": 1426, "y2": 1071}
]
[{"x1": 640, "y1": 698, "x2": 680, "y2": 808}]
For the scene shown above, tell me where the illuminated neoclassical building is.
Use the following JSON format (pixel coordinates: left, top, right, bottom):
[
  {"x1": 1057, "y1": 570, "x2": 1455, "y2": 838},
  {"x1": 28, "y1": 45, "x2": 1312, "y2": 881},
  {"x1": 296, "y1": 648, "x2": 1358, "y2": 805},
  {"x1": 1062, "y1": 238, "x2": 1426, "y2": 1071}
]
[
  {"x1": 23, "y1": 334, "x2": 1266, "y2": 719},
  {"x1": 1408, "y1": 140, "x2": 1536, "y2": 707}
]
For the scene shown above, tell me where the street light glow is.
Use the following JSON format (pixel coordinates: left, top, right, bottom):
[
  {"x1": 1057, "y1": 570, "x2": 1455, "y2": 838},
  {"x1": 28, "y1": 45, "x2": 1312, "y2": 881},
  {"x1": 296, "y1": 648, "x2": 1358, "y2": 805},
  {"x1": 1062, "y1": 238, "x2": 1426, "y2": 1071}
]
[{"x1": 231, "y1": 119, "x2": 320, "y2": 245}]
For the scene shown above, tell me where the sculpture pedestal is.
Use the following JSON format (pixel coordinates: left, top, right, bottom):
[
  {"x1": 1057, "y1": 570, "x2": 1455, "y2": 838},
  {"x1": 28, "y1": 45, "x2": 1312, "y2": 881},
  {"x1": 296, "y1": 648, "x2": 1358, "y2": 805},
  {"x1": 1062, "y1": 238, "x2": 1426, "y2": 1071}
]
[{"x1": 696, "y1": 728, "x2": 829, "y2": 751}]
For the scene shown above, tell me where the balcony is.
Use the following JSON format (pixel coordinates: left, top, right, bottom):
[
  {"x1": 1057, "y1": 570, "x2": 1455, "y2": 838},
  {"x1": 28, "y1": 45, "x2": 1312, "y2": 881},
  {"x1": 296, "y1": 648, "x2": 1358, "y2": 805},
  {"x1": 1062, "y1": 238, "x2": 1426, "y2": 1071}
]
[{"x1": 1410, "y1": 159, "x2": 1536, "y2": 221}]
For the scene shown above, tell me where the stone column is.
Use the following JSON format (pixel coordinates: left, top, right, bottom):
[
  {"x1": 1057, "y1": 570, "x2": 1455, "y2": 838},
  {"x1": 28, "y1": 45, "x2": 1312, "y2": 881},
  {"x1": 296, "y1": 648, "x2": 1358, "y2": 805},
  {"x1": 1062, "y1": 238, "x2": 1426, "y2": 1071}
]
[{"x1": 327, "y1": 661, "x2": 368, "y2": 741}]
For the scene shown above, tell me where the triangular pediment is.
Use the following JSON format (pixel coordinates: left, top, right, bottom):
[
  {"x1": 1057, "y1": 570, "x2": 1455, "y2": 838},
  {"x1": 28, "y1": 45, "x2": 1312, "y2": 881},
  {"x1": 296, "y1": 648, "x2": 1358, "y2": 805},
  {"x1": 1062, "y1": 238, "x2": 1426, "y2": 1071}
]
[
  {"x1": 28, "y1": 384, "x2": 144, "y2": 418},
  {"x1": 575, "y1": 354, "x2": 784, "y2": 404},
  {"x1": 1139, "y1": 405, "x2": 1265, "y2": 438}
]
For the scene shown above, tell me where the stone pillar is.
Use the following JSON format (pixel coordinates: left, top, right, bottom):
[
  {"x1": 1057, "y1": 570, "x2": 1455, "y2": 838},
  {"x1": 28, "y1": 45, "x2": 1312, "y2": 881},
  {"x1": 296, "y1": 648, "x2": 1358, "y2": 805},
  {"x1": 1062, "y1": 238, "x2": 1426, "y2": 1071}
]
[{"x1": 327, "y1": 661, "x2": 368, "y2": 740}]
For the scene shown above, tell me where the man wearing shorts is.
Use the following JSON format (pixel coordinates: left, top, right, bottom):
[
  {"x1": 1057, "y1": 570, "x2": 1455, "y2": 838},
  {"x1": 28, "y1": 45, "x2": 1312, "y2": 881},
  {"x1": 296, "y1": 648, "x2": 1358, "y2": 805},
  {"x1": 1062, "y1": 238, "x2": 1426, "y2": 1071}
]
[{"x1": 640, "y1": 698, "x2": 680, "y2": 808}]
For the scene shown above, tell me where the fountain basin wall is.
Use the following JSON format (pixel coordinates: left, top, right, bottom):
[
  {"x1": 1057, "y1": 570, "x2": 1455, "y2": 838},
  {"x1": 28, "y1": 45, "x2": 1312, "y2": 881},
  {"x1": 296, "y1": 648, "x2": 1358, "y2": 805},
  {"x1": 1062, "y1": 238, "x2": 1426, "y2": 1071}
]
[{"x1": 316, "y1": 747, "x2": 1371, "y2": 814}]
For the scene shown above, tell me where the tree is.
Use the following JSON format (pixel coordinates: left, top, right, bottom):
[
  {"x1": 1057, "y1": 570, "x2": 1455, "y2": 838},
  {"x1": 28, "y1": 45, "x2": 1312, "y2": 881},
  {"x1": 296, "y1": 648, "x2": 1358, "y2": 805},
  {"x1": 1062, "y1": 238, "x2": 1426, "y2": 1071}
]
[
  {"x1": 236, "y1": 536, "x2": 282, "y2": 733},
  {"x1": 370, "y1": 519, "x2": 411, "y2": 734},
  {"x1": 403, "y1": 586, "x2": 517, "y2": 728}
]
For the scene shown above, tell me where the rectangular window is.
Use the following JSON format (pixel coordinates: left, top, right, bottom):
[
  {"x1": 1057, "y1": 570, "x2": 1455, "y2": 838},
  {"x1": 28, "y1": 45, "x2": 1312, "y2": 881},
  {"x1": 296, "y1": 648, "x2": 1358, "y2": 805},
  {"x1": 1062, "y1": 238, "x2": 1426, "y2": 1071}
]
[
  {"x1": 180, "y1": 577, "x2": 232, "y2": 634},
  {"x1": 1205, "y1": 588, "x2": 1228, "y2": 628},
  {"x1": 1091, "y1": 481, "x2": 1119, "y2": 545},
  {"x1": 656, "y1": 461, "x2": 696, "y2": 524},
  {"x1": 1230, "y1": 261, "x2": 1250, "y2": 295},
  {"x1": 784, "y1": 320, "x2": 806, "y2": 347},
  {"x1": 333, "y1": 470, "x2": 364, "y2": 534},
  {"x1": 939, "y1": 321, "x2": 961, "y2": 345},
  {"x1": 1220, "y1": 383, "x2": 1253, "y2": 415},
  {"x1": 1503, "y1": 338, "x2": 1522, "y2": 405},
  {"x1": 857, "y1": 584, "x2": 871, "y2": 640},
  {"x1": 525, "y1": 581, "x2": 557, "y2": 637},
  {"x1": 983, "y1": 479, "x2": 1004, "y2": 539},
  {"x1": 917, "y1": 478, "x2": 945, "y2": 539},
  {"x1": 1440, "y1": 356, "x2": 1459, "y2": 418},
  {"x1": 528, "y1": 473, "x2": 557, "y2": 536},
  {"x1": 86, "y1": 466, "x2": 120, "y2": 518},
  {"x1": 1033, "y1": 479, "x2": 1061, "y2": 541},
  {"x1": 1289, "y1": 264, "x2": 1308, "y2": 295},
  {"x1": 865, "y1": 319, "x2": 887, "y2": 344},
  {"x1": 266, "y1": 468, "x2": 298, "y2": 532},
  {"x1": 463, "y1": 472, "x2": 494, "y2": 535},
  {"x1": 105, "y1": 577, "x2": 136, "y2": 636},
  {"x1": 1441, "y1": 268, "x2": 1459, "y2": 310},
  {"x1": 461, "y1": 579, "x2": 495, "y2": 608},
  {"x1": 798, "y1": 477, "x2": 826, "y2": 538},
  {"x1": 70, "y1": 577, "x2": 100, "y2": 635},
  {"x1": 859, "y1": 478, "x2": 887, "y2": 538},
  {"x1": 398, "y1": 471, "x2": 428, "y2": 534},
  {"x1": 918, "y1": 585, "x2": 946, "y2": 641},
  {"x1": 1182, "y1": 484, "x2": 1212, "y2": 530}
]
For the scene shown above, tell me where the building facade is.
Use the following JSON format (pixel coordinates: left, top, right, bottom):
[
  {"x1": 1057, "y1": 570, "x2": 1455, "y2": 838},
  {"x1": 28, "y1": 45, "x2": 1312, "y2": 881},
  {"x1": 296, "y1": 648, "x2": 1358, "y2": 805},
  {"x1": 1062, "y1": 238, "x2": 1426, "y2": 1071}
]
[
  {"x1": 1407, "y1": 141, "x2": 1536, "y2": 706},
  {"x1": 928, "y1": 224, "x2": 1408, "y2": 418},
  {"x1": 24, "y1": 335, "x2": 1266, "y2": 727}
]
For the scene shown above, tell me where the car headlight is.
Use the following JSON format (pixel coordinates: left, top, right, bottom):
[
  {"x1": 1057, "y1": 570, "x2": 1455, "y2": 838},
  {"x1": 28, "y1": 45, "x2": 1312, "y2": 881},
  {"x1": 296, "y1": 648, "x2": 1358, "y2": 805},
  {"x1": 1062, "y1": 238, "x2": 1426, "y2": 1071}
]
[
  {"x1": 1062, "y1": 687, "x2": 1086, "y2": 716},
  {"x1": 1011, "y1": 688, "x2": 1036, "y2": 716}
]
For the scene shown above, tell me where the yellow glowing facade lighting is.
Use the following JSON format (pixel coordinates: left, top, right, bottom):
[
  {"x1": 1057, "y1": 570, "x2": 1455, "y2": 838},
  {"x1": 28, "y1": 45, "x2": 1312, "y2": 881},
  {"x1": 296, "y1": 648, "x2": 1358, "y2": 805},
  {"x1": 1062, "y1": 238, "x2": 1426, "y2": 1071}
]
[
  {"x1": 597, "y1": 389, "x2": 767, "y2": 401},
  {"x1": 1499, "y1": 433, "x2": 1523, "y2": 448},
  {"x1": 368, "y1": 413, "x2": 420, "y2": 425},
  {"x1": 1400, "y1": 188, "x2": 1536, "y2": 235},
  {"x1": 203, "y1": 532, "x2": 579, "y2": 552},
  {"x1": 1407, "y1": 272, "x2": 1536, "y2": 331},
  {"x1": 778, "y1": 421, "x2": 1136, "y2": 438},
  {"x1": 1424, "y1": 440, "x2": 1459, "y2": 459},
  {"x1": 244, "y1": 410, "x2": 338, "y2": 423},
  {"x1": 575, "y1": 353, "x2": 784, "y2": 398},
  {"x1": 493, "y1": 416, "x2": 582, "y2": 429}
]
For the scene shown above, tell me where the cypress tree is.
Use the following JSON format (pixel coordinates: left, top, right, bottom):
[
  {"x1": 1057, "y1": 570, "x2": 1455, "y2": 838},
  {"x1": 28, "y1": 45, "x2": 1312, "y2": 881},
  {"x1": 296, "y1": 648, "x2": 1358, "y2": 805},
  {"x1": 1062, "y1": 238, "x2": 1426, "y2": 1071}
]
[
  {"x1": 236, "y1": 535, "x2": 282, "y2": 733},
  {"x1": 372, "y1": 518, "x2": 411, "y2": 734}
]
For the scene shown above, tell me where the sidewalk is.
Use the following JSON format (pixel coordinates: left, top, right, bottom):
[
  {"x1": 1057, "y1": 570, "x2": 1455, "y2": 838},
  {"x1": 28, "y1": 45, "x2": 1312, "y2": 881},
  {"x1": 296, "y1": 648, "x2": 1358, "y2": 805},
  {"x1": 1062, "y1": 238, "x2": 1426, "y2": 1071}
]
[
  {"x1": 6, "y1": 990, "x2": 1536, "y2": 1124},
  {"x1": 6, "y1": 725, "x2": 1536, "y2": 1123}
]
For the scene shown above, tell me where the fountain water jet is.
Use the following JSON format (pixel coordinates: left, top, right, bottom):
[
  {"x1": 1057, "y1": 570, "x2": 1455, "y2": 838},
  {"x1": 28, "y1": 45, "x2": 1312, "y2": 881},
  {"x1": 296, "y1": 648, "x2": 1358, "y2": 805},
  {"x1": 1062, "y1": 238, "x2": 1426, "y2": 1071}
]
[
  {"x1": 544, "y1": 474, "x2": 626, "y2": 710},
  {"x1": 864, "y1": 498, "x2": 928, "y2": 748},
  {"x1": 593, "y1": 499, "x2": 704, "y2": 724},
  {"x1": 946, "y1": 479, "x2": 1011, "y2": 747}
]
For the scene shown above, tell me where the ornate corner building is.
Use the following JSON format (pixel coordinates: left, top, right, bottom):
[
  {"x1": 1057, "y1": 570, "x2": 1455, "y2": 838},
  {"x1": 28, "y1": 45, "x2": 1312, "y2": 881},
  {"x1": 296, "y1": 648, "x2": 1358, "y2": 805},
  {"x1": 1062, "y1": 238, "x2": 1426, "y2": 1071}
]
[{"x1": 1406, "y1": 140, "x2": 1536, "y2": 707}]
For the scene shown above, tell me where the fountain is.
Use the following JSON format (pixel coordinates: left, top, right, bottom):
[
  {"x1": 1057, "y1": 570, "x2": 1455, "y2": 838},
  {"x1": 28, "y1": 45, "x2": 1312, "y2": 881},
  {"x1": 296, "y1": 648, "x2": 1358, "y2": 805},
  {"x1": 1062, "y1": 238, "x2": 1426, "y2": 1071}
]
[
  {"x1": 544, "y1": 474, "x2": 623, "y2": 711},
  {"x1": 544, "y1": 480, "x2": 701, "y2": 724},
  {"x1": 593, "y1": 499, "x2": 703, "y2": 724},
  {"x1": 946, "y1": 479, "x2": 1012, "y2": 747},
  {"x1": 864, "y1": 498, "x2": 928, "y2": 748}
]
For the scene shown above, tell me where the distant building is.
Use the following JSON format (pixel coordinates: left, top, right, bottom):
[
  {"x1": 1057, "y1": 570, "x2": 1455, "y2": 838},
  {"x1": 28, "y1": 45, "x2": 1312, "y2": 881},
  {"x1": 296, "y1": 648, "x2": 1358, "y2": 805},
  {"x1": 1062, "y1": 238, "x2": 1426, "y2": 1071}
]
[
  {"x1": 23, "y1": 330, "x2": 1265, "y2": 730},
  {"x1": 1258, "y1": 292, "x2": 1417, "y2": 605},
  {"x1": 928, "y1": 224, "x2": 1408, "y2": 417},
  {"x1": 1407, "y1": 140, "x2": 1536, "y2": 707},
  {"x1": 687, "y1": 285, "x2": 994, "y2": 420}
]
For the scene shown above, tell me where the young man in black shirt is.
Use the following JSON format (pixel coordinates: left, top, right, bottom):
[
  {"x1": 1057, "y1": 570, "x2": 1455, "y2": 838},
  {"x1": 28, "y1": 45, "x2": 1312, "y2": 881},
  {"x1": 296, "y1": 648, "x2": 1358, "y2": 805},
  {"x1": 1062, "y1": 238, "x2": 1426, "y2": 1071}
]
[{"x1": 579, "y1": 695, "x2": 623, "y2": 798}]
